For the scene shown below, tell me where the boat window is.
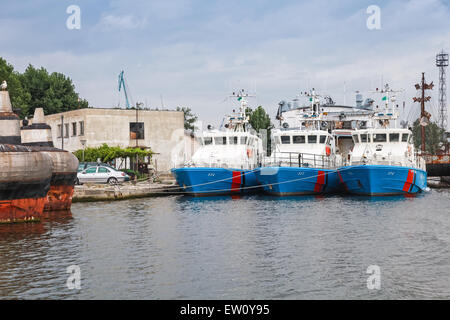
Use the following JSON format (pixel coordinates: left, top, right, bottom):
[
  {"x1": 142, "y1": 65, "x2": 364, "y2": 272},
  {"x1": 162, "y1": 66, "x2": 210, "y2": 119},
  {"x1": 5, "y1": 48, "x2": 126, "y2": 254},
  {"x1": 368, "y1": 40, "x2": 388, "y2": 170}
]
[
  {"x1": 293, "y1": 135, "x2": 305, "y2": 144},
  {"x1": 352, "y1": 134, "x2": 359, "y2": 143},
  {"x1": 389, "y1": 133, "x2": 400, "y2": 142},
  {"x1": 240, "y1": 136, "x2": 248, "y2": 145},
  {"x1": 319, "y1": 135, "x2": 327, "y2": 144},
  {"x1": 85, "y1": 167, "x2": 97, "y2": 174},
  {"x1": 281, "y1": 136, "x2": 291, "y2": 144},
  {"x1": 204, "y1": 137, "x2": 213, "y2": 145},
  {"x1": 373, "y1": 134, "x2": 387, "y2": 142},
  {"x1": 308, "y1": 135, "x2": 317, "y2": 143},
  {"x1": 214, "y1": 137, "x2": 227, "y2": 145},
  {"x1": 401, "y1": 133, "x2": 409, "y2": 142},
  {"x1": 195, "y1": 137, "x2": 203, "y2": 145},
  {"x1": 360, "y1": 134, "x2": 369, "y2": 142},
  {"x1": 248, "y1": 137, "x2": 254, "y2": 146},
  {"x1": 408, "y1": 134, "x2": 413, "y2": 144},
  {"x1": 326, "y1": 136, "x2": 331, "y2": 145},
  {"x1": 229, "y1": 136, "x2": 238, "y2": 145}
]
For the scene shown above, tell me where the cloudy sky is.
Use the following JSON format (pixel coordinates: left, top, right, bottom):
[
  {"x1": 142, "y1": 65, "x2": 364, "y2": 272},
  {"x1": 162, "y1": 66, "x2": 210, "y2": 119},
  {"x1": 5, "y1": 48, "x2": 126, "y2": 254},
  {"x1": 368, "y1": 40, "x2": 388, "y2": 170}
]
[{"x1": 2, "y1": 0, "x2": 450, "y2": 129}]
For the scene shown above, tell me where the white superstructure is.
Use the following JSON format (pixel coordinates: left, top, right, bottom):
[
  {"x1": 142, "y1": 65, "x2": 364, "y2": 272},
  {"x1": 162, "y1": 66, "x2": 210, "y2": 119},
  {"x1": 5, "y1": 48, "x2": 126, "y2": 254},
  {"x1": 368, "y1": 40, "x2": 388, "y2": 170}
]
[
  {"x1": 349, "y1": 127, "x2": 425, "y2": 170},
  {"x1": 267, "y1": 89, "x2": 342, "y2": 168},
  {"x1": 183, "y1": 90, "x2": 264, "y2": 170},
  {"x1": 347, "y1": 84, "x2": 426, "y2": 170}
]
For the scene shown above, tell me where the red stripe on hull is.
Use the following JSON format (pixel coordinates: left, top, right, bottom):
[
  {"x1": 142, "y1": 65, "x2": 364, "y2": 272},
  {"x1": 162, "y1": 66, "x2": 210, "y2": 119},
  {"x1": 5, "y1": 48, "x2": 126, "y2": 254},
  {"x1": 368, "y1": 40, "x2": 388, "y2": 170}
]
[
  {"x1": 231, "y1": 171, "x2": 242, "y2": 192},
  {"x1": 0, "y1": 197, "x2": 46, "y2": 223},
  {"x1": 44, "y1": 185, "x2": 75, "y2": 211},
  {"x1": 337, "y1": 171, "x2": 348, "y2": 191},
  {"x1": 314, "y1": 171, "x2": 325, "y2": 193},
  {"x1": 402, "y1": 169, "x2": 414, "y2": 192}
]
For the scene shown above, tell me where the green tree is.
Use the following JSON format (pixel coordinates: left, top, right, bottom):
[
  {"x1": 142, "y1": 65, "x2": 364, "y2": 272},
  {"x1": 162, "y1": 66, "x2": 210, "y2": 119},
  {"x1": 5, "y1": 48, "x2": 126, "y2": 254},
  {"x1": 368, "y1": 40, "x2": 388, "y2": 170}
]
[
  {"x1": 73, "y1": 144, "x2": 153, "y2": 163},
  {"x1": 412, "y1": 119, "x2": 446, "y2": 153},
  {"x1": 176, "y1": 107, "x2": 198, "y2": 131},
  {"x1": 20, "y1": 64, "x2": 88, "y2": 116},
  {"x1": 0, "y1": 57, "x2": 31, "y2": 117},
  {"x1": 246, "y1": 105, "x2": 272, "y2": 155}
]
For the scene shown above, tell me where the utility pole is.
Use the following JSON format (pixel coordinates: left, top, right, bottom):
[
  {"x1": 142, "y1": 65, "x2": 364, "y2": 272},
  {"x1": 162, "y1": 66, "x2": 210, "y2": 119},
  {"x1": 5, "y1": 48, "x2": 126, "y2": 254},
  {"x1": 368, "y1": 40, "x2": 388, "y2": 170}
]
[{"x1": 413, "y1": 72, "x2": 433, "y2": 153}]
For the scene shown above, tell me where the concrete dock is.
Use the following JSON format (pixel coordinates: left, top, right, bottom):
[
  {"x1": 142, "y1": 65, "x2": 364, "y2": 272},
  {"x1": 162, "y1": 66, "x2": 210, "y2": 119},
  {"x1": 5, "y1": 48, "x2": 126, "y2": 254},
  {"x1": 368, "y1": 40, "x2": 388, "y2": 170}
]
[{"x1": 73, "y1": 181, "x2": 184, "y2": 202}]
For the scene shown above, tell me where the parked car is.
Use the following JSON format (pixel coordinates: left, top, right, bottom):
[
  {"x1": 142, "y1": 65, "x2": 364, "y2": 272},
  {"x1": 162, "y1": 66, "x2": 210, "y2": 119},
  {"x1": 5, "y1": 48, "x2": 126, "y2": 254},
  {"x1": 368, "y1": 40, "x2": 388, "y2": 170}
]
[{"x1": 76, "y1": 166, "x2": 130, "y2": 185}]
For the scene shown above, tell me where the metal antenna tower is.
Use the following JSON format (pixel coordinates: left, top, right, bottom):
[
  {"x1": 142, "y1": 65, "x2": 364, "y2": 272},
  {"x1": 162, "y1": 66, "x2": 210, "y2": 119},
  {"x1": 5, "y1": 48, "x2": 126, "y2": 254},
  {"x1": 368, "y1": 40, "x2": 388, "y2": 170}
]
[{"x1": 436, "y1": 50, "x2": 449, "y2": 130}]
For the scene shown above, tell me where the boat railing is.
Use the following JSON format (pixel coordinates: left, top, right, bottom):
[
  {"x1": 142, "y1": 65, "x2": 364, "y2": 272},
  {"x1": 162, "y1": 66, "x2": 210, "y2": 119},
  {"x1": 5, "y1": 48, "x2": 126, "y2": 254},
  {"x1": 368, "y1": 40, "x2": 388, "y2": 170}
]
[
  {"x1": 349, "y1": 152, "x2": 425, "y2": 169},
  {"x1": 263, "y1": 151, "x2": 337, "y2": 169}
]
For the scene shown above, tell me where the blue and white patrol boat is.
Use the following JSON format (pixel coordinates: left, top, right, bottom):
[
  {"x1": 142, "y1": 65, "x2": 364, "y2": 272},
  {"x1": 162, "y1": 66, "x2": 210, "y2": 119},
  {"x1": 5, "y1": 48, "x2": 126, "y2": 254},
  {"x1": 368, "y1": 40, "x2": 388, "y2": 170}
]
[
  {"x1": 171, "y1": 90, "x2": 264, "y2": 196},
  {"x1": 255, "y1": 89, "x2": 342, "y2": 195},
  {"x1": 337, "y1": 85, "x2": 427, "y2": 196}
]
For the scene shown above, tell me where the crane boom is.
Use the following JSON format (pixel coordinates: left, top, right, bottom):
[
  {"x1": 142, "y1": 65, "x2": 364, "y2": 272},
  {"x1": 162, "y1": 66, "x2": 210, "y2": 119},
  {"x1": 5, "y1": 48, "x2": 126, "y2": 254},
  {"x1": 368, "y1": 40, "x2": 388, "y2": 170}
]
[{"x1": 118, "y1": 70, "x2": 131, "y2": 109}]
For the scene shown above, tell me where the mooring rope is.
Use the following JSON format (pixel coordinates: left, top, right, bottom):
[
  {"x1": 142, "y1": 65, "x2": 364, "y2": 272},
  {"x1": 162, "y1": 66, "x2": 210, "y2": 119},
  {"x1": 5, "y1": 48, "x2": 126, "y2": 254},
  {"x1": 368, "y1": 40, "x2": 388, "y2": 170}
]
[{"x1": 146, "y1": 165, "x2": 353, "y2": 195}]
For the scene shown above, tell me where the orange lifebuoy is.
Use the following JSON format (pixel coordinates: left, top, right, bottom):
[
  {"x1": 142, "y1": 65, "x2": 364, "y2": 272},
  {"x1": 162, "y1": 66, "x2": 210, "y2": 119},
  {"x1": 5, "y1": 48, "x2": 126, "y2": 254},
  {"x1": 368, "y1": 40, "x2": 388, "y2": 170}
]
[{"x1": 325, "y1": 146, "x2": 331, "y2": 156}]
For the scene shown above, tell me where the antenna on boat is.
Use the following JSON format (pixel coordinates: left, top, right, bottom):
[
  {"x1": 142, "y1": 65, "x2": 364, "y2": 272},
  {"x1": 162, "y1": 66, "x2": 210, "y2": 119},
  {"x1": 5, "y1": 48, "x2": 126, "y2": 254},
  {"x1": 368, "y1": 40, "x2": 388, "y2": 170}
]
[
  {"x1": 228, "y1": 89, "x2": 256, "y2": 132},
  {"x1": 370, "y1": 84, "x2": 403, "y2": 128},
  {"x1": 299, "y1": 88, "x2": 323, "y2": 130}
]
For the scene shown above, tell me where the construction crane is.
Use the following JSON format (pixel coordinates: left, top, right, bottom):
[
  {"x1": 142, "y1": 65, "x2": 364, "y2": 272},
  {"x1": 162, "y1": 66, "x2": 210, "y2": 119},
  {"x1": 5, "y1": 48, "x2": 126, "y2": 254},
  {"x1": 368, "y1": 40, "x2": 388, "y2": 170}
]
[{"x1": 118, "y1": 70, "x2": 132, "y2": 109}]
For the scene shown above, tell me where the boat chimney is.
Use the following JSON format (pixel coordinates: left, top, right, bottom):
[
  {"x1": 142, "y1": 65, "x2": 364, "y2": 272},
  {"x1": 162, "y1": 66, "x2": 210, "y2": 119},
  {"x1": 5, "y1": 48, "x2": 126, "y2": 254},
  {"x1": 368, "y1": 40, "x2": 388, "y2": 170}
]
[
  {"x1": 0, "y1": 82, "x2": 22, "y2": 144},
  {"x1": 21, "y1": 107, "x2": 54, "y2": 147}
]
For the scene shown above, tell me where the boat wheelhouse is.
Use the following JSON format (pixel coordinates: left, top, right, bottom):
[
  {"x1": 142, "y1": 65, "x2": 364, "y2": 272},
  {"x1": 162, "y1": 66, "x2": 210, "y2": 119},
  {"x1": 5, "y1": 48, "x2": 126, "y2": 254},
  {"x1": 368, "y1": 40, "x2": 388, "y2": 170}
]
[{"x1": 187, "y1": 130, "x2": 262, "y2": 170}]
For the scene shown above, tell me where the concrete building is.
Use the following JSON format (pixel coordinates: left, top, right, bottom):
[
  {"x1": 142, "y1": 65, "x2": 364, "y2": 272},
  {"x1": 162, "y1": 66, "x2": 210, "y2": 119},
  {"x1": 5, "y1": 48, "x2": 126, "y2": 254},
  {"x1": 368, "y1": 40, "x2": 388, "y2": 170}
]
[{"x1": 42, "y1": 108, "x2": 186, "y2": 173}]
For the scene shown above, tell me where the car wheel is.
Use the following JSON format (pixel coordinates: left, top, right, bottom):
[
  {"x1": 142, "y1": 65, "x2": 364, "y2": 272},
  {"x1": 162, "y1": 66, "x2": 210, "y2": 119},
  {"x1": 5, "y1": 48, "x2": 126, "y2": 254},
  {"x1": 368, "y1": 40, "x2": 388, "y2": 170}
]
[
  {"x1": 108, "y1": 177, "x2": 118, "y2": 185},
  {"x1": 75, "y1": 178, "x2": 81, "y2": 185}
]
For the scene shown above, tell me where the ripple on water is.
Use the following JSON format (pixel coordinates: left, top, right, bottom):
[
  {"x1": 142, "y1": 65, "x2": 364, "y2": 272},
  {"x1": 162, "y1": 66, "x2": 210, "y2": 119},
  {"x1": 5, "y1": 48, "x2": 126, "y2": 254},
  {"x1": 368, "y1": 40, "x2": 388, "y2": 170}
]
[{"x1": 0, "y1": 190, "x2": 449, "y2": 299}]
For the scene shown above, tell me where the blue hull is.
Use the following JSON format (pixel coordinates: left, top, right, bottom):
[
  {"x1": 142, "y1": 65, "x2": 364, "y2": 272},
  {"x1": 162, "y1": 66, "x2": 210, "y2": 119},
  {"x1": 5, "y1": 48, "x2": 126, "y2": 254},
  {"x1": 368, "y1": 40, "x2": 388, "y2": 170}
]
[
  {"x1": 254, "y1": 167, "x2": 340, "y2": 196},
  {"x1": 337, "y1": 165, "x2": 427, "y2": 196},
  {"x1": 171, "y1": 167, "x2": 260, "y2": 196}
]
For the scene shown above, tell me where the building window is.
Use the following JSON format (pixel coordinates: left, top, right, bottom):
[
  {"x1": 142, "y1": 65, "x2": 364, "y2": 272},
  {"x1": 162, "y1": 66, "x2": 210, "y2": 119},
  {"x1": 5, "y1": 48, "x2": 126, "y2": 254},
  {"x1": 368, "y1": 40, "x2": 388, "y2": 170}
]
[
  {"x1": 57, "y1": 124, "x2": 62, "y2": 138},
  {"x1": 130, "y1": 122, "x2": 144, "y2": 139},
  {"x1": 79, "y1": 121, "x2": 84, "y2": 136},
  {"x1": 72, "y1": 122, "x2": 77, "y2": 136},
  {"x1": 64, "y1": 124, "x2": 69, "y2": 138}
]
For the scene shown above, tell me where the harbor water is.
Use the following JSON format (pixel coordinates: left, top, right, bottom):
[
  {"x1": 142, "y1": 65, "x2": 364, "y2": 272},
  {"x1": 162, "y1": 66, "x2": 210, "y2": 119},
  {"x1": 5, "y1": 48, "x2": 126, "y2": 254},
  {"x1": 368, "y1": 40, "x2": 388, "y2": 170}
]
[{"x1": 1, "y1": 189, "x2": 449, "y2": 299}]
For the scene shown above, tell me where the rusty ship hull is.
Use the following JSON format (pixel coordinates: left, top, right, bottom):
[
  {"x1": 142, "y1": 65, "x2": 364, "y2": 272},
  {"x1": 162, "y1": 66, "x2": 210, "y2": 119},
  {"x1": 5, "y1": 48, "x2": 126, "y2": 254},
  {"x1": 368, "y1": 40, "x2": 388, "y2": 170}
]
[{"x1": 0, "y1": 144, "x2": 53, "y2": 223}]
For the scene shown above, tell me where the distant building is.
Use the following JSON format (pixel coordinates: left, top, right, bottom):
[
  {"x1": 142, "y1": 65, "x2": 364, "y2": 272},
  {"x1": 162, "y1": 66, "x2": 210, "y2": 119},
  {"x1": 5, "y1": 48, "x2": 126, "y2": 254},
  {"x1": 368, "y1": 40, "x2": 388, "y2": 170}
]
[{"x1": 42, "y1": 108, "x2": 188, "y2": 173}]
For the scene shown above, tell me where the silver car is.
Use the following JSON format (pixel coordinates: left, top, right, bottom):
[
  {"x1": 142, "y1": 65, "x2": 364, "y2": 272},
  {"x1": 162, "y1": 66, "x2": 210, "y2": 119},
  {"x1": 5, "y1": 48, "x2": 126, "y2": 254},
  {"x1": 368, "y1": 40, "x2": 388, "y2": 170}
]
[{"x1": 76, "y1": 166, "x2": 129, "y2": 185}]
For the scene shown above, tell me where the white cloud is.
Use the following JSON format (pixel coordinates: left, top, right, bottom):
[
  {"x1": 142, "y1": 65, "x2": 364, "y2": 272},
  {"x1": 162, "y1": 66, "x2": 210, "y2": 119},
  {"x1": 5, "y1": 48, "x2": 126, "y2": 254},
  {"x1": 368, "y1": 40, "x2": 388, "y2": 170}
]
[{"x1": 97, "y1": 14, "x2": 147, "y2": 30}]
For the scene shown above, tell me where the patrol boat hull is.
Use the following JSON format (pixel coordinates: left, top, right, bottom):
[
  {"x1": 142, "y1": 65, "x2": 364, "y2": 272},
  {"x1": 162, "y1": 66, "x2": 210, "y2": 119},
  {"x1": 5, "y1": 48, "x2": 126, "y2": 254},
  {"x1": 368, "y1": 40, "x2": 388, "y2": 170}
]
[
  {"x1": 172, "y1": 167, "x2": 260, "y2": 196},
  {"x1": 337, "y1": 165, "x2": 427, "y2": 196},
  {"x1": 255, "y1": 166, "x2": 340, "y2": 196}
]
